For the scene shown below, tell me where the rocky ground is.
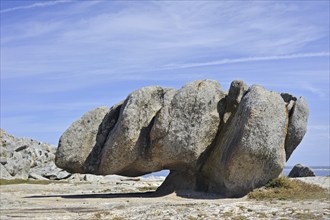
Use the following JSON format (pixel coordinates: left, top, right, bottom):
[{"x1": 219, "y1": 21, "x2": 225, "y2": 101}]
[
  {"x1": 1, "y1": 176, "x2": 329, "y2": 220},
  {"x1": 1, "y1": 129, "x2": 329, "y2": 219}
]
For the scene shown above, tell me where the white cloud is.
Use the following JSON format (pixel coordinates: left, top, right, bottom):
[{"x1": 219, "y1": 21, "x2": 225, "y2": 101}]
[
  {"x1": 1, "y1": 1, "x2": 328, "y2": 164},
  {"x1": 309, "y1": 125, "x2": 330, "y2": 131},
  {"x1": 162, "y1": 52, "x2": 330, "y2": 70},
  {"x1": 0, "y1": 0, "x2": 72, "y2": 14},
  {"x1": 303, "y1": 84, "x2": 329, "y2": 99},
  {"x1": 1, "y1": 1, "x2": 329, "y2": 92},
  {"x1": 2, "y1": 101, "x2": 108, "y2": 113}
]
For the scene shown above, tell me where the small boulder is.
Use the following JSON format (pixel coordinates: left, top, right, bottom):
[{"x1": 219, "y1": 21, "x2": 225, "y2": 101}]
[
  {"x1": 43, "y1": 170, "x2": 71, "y2": 180},
  {"x1": 29, "y1": 173, "x2": 49, "y2": 181},
  {"x1": 288, "y1": 164, "x2": 315, "y2": 177}
]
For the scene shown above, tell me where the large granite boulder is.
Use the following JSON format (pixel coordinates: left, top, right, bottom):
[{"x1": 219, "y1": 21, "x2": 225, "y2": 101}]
[{"x1": 55, "y1": 79, "x2": 309, "y2": 197}]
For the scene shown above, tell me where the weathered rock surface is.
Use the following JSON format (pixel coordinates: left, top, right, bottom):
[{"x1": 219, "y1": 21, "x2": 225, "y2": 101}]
[
  {"x1": 98, "y1": 86, "x2": 174, "y2": 176},
  {"x1": 288, "y1": 164, "x2": 316, "y2": 178},
  {"x1": 0, "y1": 129, "x2": 70, "y2": 180},
  {"x1": 55, "y1": 79, "x2": 309, "y2": 197},
  {"x1": 150, "y1": 80, "x2": 225, "y2": 170},
  {"x1": 55, "y1": 107, "x2": 110, "y2": 173},
  {"x1": 0, "y1": 163, "x2": 12, "y2": 179},
  {"x1": 198, "y1": 85, "x2": 288, "y2": 197},
  {"x1": 283, "y1": 97, "x2": 309, "y2": 160}
]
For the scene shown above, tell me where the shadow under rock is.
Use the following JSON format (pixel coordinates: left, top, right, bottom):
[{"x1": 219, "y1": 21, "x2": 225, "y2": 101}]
[
  {"x1": 25, "y1": 191, "x2": 169, "y2": 199},
  {"x1": 174, "y1": 190, "x2": 225, "y2": 199},
  {"x1": 25, "y1": 190, "x2": 226, "y2": 200}
]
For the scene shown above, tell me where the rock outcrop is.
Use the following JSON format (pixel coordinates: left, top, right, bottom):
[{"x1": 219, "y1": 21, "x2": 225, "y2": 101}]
[
  {"x1": 55, "y1": 79, "x2": 309, "y2": 197},
  {"x1": 288, "y1": 164, "x2": 315, "y2": 178},
  {"x1": 0, "y1": 129, "x2": 71, "y2": 180}
]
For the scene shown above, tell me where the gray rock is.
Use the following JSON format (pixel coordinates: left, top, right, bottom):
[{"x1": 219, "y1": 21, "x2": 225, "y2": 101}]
[
  {"x1": 98, "y1": 87, "x2": 174, "y2": 176},
  {"x1": 0, "y1": 157, "x2": 7, "y2": 165},
  {"x1": 150, "y1": 80, "x2": 225, "y2": 170},
  {"x1": 0, "y1": 164, "x2": 12, "y2": 179},
  {"x1": 199, "y1": 85, "x2": 288, "y2": 197},
  {"x1": 55, "y1": 107, "x2": 110, "y2": 173},
  {"x1": 29, "y1": 173, "x2": 49, "y2": 180},
  {"x1": 4, "y1": 151, "x2": 31, "y2": 179},
  {"x1": 284, "y1": 97, "x2": 309, "y2": 160},
  {"x1": 83, "y1": 101, "x2": 124, "y2": 173},
  {"x1": 43, "y1": 170, "x2": 71, "y2": 180},
  {"x1": 30, "y1": 161, "x2": 71, "y2": 180},
  {"x1": 222, "y1": 80, "x2": 248, "y2": 124},
  {"x1": 0, "y1": 129, "x2": 58, "y2": 180},
  {"x1": 288, "y1": 164, "x2": 315, "y2": 178},
  {"x1": 54, "y1": 79, "x2": 309, "y2": 197},
  {"x1": 120, "y1": 88, "x2": 177, "y2": 175}
]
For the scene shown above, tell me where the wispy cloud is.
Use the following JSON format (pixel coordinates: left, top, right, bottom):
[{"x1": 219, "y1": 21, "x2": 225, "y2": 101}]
[
  {"x1": 0, "y1": 0, "x2": 71, "y2": 14},
  {"x1": 1, "y1": 1, "x2": 329, "y2": 164},
  {"x1": 303, "y1": 84, "x2": 329, "y2": 99},
  {"x1": 307, "y1": 125, "x2": 330, "y2": 140},
  {"x1": 162, "y1": 52, "x2": 330, "y2": 70},
  {"x1": 2, "y1": 1, "x2": 328, "y2": 82},
  {"x1": 309, "y1": 125, "x2": 329, "y2": 130}
]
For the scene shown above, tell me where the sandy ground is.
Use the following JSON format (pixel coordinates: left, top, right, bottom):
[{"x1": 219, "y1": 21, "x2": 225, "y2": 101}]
[{"x1": 0, "y1": 176, "x2": 329, "y2": 220}]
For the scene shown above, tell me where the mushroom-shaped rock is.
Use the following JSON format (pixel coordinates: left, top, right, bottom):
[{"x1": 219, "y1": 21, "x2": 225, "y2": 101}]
[{"x1": 55, "y1": 79, "x2": 309, "y2": 197}]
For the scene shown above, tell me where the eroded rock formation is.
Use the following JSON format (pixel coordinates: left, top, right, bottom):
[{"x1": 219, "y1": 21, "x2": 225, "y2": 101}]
[
  {"x1": 0, "y1": 129, "x2": 71, "y2": 180},
  {"x1": 55, "y1": 79, "x2": 309, "y2": 197}
]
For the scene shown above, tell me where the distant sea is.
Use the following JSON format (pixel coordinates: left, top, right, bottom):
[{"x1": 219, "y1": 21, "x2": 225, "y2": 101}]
[
  {"x1": 144, "y1": 167, "x2": 330, "y2": 178},
  {"x1": 283, "y1": 166, "x2": 330, "y2": 177}
]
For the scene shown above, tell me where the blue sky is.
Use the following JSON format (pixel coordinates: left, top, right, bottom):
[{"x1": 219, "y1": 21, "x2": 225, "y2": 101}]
[{"x1": 1, "y1": 0, "x2": 329, "y2": 167}]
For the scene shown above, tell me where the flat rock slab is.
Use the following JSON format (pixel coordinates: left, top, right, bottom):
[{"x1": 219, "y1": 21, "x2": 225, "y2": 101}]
[
  {"x1": 294, "y1": 176, "x2": 330, "y2": 190},
  {"x1": 0, "y1": 178, "x2": 329, "y2": 220}
]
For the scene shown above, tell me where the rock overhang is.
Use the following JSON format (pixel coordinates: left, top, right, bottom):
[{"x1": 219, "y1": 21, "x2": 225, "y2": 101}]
[{"x1": 55, "y1": 79, "x2": 309, "y2": 197}]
